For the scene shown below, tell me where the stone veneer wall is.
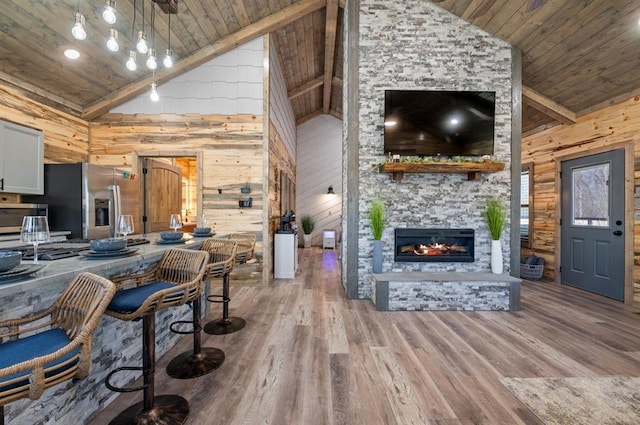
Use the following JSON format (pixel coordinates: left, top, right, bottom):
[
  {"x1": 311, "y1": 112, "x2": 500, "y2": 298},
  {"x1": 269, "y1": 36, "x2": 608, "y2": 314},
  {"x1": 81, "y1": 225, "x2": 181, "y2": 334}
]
[{"x1": 355, "y1": 1, "x2": 514, "y2": 299}]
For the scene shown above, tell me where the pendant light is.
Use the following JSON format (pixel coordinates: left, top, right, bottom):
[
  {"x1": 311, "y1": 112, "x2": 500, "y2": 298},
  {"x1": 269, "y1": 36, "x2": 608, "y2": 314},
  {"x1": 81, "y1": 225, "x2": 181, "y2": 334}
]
[
  {"x1": 126, "y1": 50, "x2": 137, "y2": 71},
  {"x1": 102, "y1": 0, "x2": 117, "y2": 25},
  {"x1": 150, "y1": 82, "x2": 159, "y2": 102},
  {"x1": 136, "y1": 0, "x2": 148, "y2": 54},
  {"x1": 163, "y1": 13, "x2": 173, "y2": 68},
  {"x1": 106, "y1": 28, "x2": 119, "y2": 52},
  {"x1": 146, "y1": 49, "x2": 157, "y2": 70},
  {"x1": 71, "y1": 0, "x2": 87, "y2": 41},
  {"x1": 145, "y1": 4, "x2": 156, "y2": 69},
  {"x1": 136, "y1": 31, "x2": 149, "y2": 54}
]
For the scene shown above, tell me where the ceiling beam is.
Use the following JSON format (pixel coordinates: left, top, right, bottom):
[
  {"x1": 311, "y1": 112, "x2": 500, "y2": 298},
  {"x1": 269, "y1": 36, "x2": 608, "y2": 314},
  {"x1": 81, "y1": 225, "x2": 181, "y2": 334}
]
[
  {"x1": 288, "y1": 76, "x2": 324, "y2": 100},
  {"x1": 322, "y1": 0, "x2": 339, "y2": 114},
  {"x1": 83, "y1": 0, "x2": 326, "y2": 120},
  {"x1": 522, "y1": 85, "x2": 576, "y2": 124}
]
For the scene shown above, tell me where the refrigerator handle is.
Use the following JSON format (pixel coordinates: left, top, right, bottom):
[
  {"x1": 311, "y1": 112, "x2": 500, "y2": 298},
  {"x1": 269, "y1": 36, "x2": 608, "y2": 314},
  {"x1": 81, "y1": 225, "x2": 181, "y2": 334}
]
[{"x1": 109, "y1": 184, "x2": 122, "y2": 237}]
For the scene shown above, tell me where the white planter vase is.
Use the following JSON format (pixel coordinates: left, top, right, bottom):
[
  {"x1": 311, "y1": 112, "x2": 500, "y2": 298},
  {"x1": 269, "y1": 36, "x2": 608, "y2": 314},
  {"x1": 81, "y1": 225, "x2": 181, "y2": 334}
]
[
  {"x1": 491, "y1": 239, "x2": 503, "y2": 274},
  {"x1": 303, "y1": 233, "x2": 312, "y2": 248},
  {"x1": 373, "y1": 240, "x2": 383, "y2": 273}
]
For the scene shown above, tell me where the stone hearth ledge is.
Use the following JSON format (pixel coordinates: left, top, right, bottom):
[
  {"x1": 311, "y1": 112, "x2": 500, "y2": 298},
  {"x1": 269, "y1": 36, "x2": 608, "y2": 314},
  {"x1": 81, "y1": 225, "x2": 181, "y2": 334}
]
[{"x1": 373, "y1": 272, "x2": 521, "y2": 312}]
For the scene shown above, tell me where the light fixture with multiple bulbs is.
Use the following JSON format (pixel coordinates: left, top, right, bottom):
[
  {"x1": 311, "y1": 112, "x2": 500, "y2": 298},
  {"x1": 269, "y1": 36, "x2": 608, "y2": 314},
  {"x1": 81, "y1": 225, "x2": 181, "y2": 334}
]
[{"x1": 68, "y1": 0, "x2": 179, "y2": 102}]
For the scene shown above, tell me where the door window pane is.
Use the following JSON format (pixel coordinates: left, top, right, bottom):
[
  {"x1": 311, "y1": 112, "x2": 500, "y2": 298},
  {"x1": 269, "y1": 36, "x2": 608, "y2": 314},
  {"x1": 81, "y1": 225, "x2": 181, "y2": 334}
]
[
  {"x1": 520, "y1": 169, "x2": 530, "y2": 245},
  {"x1": 572, "y1": 163, "x2": 609, "y2": 227}
]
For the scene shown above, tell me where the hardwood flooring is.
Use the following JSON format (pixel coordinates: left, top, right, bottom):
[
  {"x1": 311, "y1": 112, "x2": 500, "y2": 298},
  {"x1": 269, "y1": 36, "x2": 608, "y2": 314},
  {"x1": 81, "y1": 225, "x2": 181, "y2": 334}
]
[{"x1": 89, "y1": 248, "x2": 640, "y2": 425}]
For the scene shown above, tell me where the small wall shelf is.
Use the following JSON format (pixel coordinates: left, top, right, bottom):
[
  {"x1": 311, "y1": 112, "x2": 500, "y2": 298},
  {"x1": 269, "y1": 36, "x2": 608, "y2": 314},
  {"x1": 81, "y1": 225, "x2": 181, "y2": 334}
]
[{"x1": 379, "y1": 161, "x2": 505, "y2": 181}]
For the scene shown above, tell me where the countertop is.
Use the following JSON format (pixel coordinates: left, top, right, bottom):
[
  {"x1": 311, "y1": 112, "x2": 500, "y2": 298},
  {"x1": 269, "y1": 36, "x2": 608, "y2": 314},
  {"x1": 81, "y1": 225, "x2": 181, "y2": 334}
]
[{"x1": 0, "y1": 232, "x2": 214, "y2": 301}]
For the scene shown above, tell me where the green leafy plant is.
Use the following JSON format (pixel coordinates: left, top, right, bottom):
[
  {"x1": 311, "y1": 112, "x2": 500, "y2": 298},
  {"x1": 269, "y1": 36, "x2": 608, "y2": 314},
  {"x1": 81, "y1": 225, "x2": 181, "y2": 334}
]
[
  {"x1": 369, "y1": 198, "x2": 385, "y2": 241},
  {"x1": 484, "y1": 197, "x2": 506, "y2": 240},
  {"x1": 300, "y1": 214, "x2": 314, "y2": 235}
]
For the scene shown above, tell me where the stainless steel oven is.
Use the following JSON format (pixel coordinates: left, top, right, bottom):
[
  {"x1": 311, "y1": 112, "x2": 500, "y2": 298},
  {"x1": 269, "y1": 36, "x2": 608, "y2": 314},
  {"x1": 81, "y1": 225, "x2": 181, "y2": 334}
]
[{"x1": 0, "y1": 203, "x2": 48, "y2": 234}]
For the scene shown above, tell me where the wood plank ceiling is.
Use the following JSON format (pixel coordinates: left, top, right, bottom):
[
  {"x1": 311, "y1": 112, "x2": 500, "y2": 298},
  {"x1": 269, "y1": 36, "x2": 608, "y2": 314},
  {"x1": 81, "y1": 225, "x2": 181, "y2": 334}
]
[{"x1": 1, "y1": 0, "x2": 640, "y2": 135}]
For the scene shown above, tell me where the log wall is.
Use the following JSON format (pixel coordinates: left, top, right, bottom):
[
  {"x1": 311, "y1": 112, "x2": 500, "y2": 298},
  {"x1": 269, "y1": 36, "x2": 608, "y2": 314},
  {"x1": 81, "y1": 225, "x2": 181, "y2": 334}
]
[
  {"x1": 0, "y1": 85, "x2": 89, "y2": 167},
  {"x1": 522, "y1": 95, "x2": 640, "y2": 306},
  {"x1": 89, "y1": 113, "x2": 265, "y2": 262}
]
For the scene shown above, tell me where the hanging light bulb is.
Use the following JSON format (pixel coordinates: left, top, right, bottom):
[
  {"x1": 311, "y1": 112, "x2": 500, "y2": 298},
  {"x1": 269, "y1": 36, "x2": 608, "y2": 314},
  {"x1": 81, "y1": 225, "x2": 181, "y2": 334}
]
[
  {"x1": 163, "y1": 49, "x2": 173, "y2": 68},
  {"x1": 136, "y1": 31, "x2": 148, "y2": 54},
  {"x1": 106, "y1": 28, "x2": 119, "y2": 52},
  {"x1": 102, "y1": 0, "x2": 117, "y2": 25},
  {"x1": 146, "y1": 49, "x2": 157, "y2": 70},
  {"x1": 125, "y1": 50, "x2": 137, "y2": 71},
  {"x1": 150, "y1": 82, "x2": 160, "y2": 102},
  {"x1": 71, "y1": 12, "x2": 87, "y2": 40}
]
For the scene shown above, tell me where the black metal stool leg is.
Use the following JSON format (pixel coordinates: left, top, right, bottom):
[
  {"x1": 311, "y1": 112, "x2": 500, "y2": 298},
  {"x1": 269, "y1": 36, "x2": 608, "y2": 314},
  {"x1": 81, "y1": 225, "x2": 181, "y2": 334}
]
[
  {"x1": 108, "y1": 314, "x2": 189, "y2": 425},
  {"x1": 204, "y1": 272, "x2": 246, "y2": 335},
  {"x1": 166, "y1": 297, "x2": 225, "y2": 379}
]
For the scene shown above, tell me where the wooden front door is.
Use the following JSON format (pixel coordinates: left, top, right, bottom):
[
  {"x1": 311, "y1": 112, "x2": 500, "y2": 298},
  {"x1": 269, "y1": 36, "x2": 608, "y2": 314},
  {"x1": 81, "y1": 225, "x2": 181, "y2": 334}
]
[
  {"x1": 143, "y1": 158, "x2": 182, "y2": 233},
  {"x1": 560, "y1": 149, "x2": 625, "y2": 300}
]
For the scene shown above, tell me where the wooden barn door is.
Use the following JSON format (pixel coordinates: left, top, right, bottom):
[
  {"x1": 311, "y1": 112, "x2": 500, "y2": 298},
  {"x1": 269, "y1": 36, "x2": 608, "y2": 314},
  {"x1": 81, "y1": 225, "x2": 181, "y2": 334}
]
[{"x1": 143, "y1": 158, "x2": 182, "y2": 233}]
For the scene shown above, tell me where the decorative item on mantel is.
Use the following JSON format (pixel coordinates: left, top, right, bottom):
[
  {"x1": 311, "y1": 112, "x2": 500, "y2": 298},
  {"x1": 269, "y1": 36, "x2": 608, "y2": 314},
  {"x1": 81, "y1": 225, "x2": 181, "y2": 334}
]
[
  {"x1": 369, "y1": 198, "x2": 386, "y2": 273},
  {"x1": 484, "y1": 197, "x2": 506, "y2": 274}
]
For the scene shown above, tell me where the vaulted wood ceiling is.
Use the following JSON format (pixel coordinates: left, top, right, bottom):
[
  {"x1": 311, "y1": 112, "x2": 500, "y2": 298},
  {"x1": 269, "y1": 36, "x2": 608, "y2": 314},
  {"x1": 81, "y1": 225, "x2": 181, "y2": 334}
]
[{"x1": 1, "y1": 0, "x2": 639, "y2": 135}]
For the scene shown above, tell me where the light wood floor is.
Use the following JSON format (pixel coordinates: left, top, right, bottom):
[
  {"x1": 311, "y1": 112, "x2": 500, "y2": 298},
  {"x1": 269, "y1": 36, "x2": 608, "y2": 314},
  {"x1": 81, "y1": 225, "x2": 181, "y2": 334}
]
[{"x1": 90, "y1": 248, "x2": 640, "y2": 425}]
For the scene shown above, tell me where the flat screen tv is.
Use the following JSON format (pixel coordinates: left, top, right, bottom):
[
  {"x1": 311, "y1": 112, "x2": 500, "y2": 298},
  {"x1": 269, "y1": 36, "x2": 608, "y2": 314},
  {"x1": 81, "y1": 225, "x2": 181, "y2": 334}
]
[{"x1": 384, "y1": 90, "x2": 496, "y2": 157}]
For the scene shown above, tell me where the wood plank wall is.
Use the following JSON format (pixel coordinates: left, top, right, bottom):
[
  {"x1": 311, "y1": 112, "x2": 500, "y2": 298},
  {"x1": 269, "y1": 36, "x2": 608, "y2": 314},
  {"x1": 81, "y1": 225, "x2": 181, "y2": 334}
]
[
  {"x1": 268, "y1": 121, "x2": 296, "y2": 248},
  {"x1": 89, "y1": 112, "x2": 265, "y2": 256},
  {"x1": 0, "y1": 85, "x2": 89, "y2": 165},
  {"x1": 522, "y1": 95, "x2": 640, "y2": 306}
]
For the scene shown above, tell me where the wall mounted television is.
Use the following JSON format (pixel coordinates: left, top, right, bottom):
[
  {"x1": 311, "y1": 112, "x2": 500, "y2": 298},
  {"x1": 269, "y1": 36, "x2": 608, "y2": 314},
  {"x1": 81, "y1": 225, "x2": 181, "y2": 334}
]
[{"x1": 384, "y1": 90, "x2": 496, "y2": 157}]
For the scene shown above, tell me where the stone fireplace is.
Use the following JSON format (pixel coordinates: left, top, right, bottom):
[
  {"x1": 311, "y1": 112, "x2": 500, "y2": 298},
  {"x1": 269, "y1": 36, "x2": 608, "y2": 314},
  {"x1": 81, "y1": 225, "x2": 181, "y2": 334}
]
[
  {"x1": 395, "y1": 228, "x2": 474, "y2": 263},
  {"x1": 347, "y1": 0, "x2": 516, "y2": 300}
]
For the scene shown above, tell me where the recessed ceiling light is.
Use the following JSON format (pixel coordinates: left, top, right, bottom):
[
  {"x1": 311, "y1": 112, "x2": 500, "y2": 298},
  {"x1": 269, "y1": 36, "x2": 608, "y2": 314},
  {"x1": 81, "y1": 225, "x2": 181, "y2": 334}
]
[{"x1": 64, "y1": 49, "x2": 80, "y2": 59}]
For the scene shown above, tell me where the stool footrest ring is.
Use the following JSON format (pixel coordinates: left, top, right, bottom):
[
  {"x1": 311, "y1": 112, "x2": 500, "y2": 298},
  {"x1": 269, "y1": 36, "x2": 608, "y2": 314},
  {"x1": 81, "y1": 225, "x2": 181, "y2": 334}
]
[
  {"x1": 105, "y1": 366, "x2": 147, "y2": 393},
  {"x1": 206, "y1": 294, "x2": 230, "y2": 304},
  {"x1": 169, "y1": 319, "x2": 201, "y2": 335}
]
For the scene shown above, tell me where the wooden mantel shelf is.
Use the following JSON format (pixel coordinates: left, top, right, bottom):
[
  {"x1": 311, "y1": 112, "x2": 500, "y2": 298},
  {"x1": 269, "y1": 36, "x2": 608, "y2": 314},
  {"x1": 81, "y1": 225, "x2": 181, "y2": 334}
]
[{"x1": 379, "y1": 161, "x2": 505, "y2": 181}]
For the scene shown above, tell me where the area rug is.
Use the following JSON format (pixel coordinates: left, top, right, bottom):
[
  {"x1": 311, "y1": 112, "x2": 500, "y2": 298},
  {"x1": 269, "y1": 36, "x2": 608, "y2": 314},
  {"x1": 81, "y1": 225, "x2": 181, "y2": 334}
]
[{"x1": 501, "y1": 376, "x2": 640, "y2": 425}]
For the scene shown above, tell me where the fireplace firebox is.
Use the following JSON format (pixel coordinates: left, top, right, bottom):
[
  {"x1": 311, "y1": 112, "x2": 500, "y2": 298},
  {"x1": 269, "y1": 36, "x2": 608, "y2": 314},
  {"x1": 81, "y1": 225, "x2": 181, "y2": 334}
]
[{"x1": 394, "y1": 228, "x2": 474, "y2": 262}]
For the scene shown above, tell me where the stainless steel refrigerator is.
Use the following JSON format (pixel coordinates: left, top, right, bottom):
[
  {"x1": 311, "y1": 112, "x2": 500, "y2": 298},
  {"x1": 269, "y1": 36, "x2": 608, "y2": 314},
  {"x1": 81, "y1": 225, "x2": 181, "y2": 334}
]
[{"x1": 25, "y1": 163, "x2": 140, "y2": 240}]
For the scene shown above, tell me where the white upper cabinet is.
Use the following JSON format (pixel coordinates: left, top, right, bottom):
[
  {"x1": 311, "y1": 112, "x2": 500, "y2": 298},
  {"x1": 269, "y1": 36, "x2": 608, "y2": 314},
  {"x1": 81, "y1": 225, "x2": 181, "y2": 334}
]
[{"x1": 0, "y1": 121, "x2": 44, "y2": 195}]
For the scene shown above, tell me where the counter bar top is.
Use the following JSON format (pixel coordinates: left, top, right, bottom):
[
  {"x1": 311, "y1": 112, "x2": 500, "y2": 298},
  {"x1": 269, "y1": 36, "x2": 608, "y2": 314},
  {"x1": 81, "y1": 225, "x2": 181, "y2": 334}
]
[
  {"x1": 0, "y1": 232, "x2": 226, "y2": 424},
  {"x1": 0, "y1": 234, "x2": 204, "y2": 301}
]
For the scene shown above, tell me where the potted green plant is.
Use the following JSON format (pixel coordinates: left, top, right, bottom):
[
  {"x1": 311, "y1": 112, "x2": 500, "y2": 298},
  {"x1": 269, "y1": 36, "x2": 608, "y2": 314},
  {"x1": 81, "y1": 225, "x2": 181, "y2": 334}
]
[
  {"x1": 484, "y1": 197, "x2": 506, "y2": 274},
  {"x1": 300, "y1": 214, "x2": 314, "y2": 248},
  {"x1": 369, "y1": 198, "x2": 385, "y2": 273}
]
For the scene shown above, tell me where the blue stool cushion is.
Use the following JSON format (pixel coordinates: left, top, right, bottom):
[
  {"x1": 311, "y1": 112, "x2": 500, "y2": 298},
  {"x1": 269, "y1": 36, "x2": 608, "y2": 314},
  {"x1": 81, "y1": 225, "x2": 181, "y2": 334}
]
[
  {"x1": 0, "y1": 328, "x2": 78, "y2": 390},
  {"x1": 209, "y1": 264, "x2": 224, "y2": 274},
  {"x1": 108, "y1": 281, "x2": 176, "y2": 314}
]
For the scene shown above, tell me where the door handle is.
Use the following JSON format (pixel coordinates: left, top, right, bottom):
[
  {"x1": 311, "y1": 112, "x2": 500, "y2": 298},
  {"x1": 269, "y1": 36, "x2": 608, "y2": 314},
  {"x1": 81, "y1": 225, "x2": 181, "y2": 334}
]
[{"x1": 613, "y1": 230, "x2": 623, "y2": 236}]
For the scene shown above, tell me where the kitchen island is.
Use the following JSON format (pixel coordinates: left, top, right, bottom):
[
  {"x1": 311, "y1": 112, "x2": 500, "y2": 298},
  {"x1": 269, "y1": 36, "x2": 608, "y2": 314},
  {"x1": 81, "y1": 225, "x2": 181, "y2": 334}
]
[{"x1": 0, "y1": 234, "x2": 214, "y2": 425}]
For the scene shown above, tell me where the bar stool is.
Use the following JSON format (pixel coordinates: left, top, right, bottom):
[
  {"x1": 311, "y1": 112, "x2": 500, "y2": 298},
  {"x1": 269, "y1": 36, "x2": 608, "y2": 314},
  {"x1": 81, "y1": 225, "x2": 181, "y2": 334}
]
[
  {"x1": 104, "y1": 248, "x2": 209, "y2": 425},
  {"x1": 166, "y1": 251, "x2": 226, "y2": 379},
  {"x1": 200, "y1": 239, "x2": 246, "y2": 335},
  {"x1": 0, "y1": 272, "x2": 116, "y2": 425},
  {"x1": 227, "y1": 233, "x2": 256, "y2": 264}
]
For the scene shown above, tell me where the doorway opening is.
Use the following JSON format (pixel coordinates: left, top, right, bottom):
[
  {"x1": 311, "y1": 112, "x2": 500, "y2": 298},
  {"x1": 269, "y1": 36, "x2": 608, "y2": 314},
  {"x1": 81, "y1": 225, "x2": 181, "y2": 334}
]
[{"x1": 135, "y1": 152, "x2": 202, "y2": 235}]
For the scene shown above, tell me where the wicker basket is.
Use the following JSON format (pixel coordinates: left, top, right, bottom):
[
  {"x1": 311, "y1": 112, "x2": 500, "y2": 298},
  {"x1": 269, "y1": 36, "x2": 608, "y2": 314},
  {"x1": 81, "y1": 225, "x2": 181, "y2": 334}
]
[
  {"x1": 521, "y1": 255, "x2": 544, "y2": 280},
  {"x1": 520, "y1": 263, "x2": 544, "y2": 280}
]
